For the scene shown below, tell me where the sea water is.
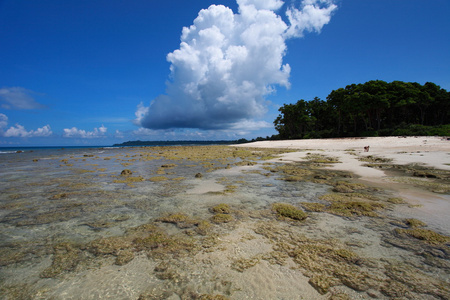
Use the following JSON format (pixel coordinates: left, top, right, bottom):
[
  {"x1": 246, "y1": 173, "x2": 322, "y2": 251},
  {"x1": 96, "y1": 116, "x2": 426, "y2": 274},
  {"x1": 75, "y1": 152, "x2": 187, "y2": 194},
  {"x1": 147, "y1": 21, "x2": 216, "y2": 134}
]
[{"x1": 0, "y1": 146, "x2": 448, "y2": 299}]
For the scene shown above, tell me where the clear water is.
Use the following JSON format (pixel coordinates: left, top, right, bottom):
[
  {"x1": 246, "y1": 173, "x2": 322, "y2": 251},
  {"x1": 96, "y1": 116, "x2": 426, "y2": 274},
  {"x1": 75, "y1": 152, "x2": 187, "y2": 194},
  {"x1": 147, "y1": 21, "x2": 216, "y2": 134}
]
[{"x1": 0, "y1": 146, "x2": 448, "y2": 299}]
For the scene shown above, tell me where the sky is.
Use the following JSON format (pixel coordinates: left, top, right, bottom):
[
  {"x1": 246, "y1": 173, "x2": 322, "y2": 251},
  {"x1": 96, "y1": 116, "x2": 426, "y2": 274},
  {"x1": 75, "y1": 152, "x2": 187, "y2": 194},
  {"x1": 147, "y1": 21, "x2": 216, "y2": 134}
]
[{"x1": 0, "y1": 0, "x2": 449, "y2": 146}]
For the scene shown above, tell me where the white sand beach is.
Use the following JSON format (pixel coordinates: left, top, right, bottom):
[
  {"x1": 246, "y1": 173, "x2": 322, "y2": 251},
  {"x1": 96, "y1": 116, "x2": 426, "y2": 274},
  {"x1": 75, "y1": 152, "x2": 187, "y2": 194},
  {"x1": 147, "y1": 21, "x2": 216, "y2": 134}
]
[{"x1": 234, "y1": 136, "x2": 450, "y2": 172}]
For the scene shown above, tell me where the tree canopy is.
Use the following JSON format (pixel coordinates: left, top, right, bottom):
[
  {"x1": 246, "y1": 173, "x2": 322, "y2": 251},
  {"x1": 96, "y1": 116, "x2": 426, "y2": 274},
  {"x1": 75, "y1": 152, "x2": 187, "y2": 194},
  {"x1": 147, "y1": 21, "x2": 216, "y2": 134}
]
[{"x1": 274, "y1": 80, "x2": 450, "y2": 139}]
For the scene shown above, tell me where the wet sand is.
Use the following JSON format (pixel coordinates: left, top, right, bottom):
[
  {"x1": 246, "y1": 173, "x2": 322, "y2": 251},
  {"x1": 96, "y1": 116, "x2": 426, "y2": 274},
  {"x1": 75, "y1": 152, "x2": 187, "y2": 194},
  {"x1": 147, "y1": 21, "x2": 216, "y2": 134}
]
[{"x1": 0, "y1": 139, "x2": 449, "y2": 299}]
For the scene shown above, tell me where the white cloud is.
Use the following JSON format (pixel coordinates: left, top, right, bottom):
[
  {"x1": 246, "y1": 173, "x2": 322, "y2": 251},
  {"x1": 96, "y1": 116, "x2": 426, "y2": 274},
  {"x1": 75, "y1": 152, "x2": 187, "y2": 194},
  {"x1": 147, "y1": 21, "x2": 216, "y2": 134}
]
[
  {"x1": 0, "y1": 113, "x2": 8, "y2": 129},
  {"x1": 0, "y1": 87, "x2": 46, "y2": 110},
  {"x1": 285, "y1": 0, "x2": 337, "y2": 38},
  {"x1": 114, "y1": 129, "x2": 125, "y2": 139},
  {"x1": 136, "y1": 0, "x2": 337, "y2": 132},
  {"x1": 237, "y1": 0, "x2": 284, "y2": 11},
  {"x1": 132, "y1": 127, "x2": 161, "y2": 137},
  {"x1": 30, "y1": 125, "x2": 53, "y2": 137},
  {"x1": 63, "y1": 125, "x2": 107, "y2": 138},
  {"x1": 98, "y1": 124, "x2": 107, "y2": 134},
  {"x1": 230, "y1": 119, "x2": 272, "y2": 131},
  {"x1": 0, "y1": 113, "x2": 52, "y2": 137},
  {"x1": 3, "y1": 124, "x2": 52, "y2": 138}
]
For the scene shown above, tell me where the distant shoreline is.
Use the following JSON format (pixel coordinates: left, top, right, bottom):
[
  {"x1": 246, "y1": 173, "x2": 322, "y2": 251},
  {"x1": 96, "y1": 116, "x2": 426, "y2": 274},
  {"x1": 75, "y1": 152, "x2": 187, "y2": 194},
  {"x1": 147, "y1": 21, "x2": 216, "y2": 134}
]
[{"x1": 112, "y1": 140, "x2": 242, "y2": 147}]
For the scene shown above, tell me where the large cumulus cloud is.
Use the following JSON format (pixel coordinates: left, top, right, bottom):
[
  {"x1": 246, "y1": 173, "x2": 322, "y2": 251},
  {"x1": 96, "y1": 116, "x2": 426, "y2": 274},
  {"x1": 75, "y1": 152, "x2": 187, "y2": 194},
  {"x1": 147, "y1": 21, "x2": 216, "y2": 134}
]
[{"x1": 136, "y1": 0, "x2": 337, "y2": 131}]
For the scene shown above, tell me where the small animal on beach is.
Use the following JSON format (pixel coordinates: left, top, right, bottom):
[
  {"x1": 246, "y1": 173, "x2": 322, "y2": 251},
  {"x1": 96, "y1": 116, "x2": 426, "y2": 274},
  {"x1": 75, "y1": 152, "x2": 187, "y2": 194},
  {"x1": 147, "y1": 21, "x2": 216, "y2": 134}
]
[{"x1": 364, "y1": 146, "x2": 370, "y2": 152}]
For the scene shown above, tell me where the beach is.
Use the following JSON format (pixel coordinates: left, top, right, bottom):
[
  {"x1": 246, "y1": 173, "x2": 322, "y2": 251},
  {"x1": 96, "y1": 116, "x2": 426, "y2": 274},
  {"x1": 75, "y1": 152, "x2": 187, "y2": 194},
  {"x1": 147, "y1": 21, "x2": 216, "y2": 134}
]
[{"x1": 0, "y1": 136, "x2": 449, "y2": 299}]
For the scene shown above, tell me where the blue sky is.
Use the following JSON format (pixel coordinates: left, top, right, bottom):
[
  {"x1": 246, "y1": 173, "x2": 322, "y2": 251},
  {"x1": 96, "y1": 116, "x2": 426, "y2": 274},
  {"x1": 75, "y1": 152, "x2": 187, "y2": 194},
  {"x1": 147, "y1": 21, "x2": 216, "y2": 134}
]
[{"x1": 1, "y1": 0, "x2": 449, "y2": 146}]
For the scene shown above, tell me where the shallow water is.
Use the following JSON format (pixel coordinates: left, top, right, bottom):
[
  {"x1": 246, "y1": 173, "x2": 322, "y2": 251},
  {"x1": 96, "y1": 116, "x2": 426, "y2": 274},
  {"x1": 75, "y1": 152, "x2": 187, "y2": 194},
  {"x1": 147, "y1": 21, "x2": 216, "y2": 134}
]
[{"x1": 0, "y1": 146, "x2": 449, "y2": 299}]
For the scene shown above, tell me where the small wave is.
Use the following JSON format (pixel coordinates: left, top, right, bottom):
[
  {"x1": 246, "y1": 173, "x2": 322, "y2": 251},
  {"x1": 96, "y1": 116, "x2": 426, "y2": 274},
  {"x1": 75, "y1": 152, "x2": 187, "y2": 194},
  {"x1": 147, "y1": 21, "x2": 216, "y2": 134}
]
[{"x1": 0, "y1": 151, "x2": 17, "y2": 154}]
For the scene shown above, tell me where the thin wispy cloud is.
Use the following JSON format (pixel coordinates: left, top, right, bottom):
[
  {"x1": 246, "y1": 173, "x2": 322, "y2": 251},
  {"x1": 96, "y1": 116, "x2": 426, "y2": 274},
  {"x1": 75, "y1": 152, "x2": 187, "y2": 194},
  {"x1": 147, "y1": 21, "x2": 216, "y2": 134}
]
[
  {"x1": 63, "y1": 125, "x2": 107, "y2": 139},
  {"x1": 0, "y1": 87, "x2": 46, "y2": 110},
  {"x1": 135, "y1": 0, "x2": 337, "y2": 132},
  {"x1": 0, "y1": 113, "x2": 7, "y2": 129}
]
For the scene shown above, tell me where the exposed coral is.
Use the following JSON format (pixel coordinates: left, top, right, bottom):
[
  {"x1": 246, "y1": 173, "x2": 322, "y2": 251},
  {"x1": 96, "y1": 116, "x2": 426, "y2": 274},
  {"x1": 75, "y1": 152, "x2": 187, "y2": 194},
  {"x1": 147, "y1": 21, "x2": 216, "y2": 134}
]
[{"x1": 120, "y1": 169, "x2": 133, "y2": 176}]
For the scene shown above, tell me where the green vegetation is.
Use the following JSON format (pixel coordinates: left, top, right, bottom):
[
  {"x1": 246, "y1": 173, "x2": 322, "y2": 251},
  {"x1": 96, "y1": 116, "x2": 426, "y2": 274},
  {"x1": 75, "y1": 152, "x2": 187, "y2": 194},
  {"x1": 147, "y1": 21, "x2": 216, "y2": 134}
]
[{"x1": 274, "y1": 80, "x2": 450, "y2": 139}]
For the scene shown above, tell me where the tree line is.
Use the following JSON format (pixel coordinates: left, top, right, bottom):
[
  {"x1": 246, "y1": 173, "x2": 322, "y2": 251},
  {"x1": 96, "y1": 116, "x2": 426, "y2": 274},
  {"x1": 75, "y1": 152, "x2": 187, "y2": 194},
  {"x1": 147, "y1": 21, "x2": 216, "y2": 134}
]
[{"x1": 274, "y1": 80, "x2": 450, "y2": 139}]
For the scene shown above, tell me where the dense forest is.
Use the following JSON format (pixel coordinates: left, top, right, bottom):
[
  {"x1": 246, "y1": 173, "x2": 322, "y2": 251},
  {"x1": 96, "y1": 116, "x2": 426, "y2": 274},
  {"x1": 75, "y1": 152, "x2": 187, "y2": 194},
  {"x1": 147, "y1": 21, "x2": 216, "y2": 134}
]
[{"x1": 274, "y1": 80, "x2": 450, "y2": 139}]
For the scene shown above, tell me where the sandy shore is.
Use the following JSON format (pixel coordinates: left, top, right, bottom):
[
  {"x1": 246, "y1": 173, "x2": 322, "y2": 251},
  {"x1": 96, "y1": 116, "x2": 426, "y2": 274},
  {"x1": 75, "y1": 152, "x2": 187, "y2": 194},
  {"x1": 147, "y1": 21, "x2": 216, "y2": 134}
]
[
  {"x1": 235, "y1": 136, "x2": 450, "y2": 235},
  {"x1": 234, "y1": 136, "x2": 450, "y2": 172}
]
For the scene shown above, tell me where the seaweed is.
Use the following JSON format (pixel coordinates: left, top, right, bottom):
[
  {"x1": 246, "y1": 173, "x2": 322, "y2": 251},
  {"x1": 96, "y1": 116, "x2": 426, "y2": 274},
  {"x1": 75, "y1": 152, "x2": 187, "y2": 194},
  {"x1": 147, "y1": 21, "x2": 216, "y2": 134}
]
[
  {"x1": 157, "y1": 213, "x2": 198, "y2": 229},
  {"x1": 305, "y1": 153, "x2": 340, "y2": 164},
  {"x1": 319, "y1": 193, "x2": 386, "y2": 217},
  {"x1": 300, "y1": 202, "x2": 326, "y2": 212},
  {"x1": 394, "y1": 228, "x2": 450, "y2": 245},
  {"x1": 271, "y1": 203, "x2": 308, "y2": 221},
  {"x1": 148, "y1": 176, "x2": 169, "y2": 182},
  {"x1": 231, "y1": 256, "x2": 260, "y2": 272},
  {"x1": 254, "y1": 221, "x2": 377, "y2": 295},
  {"x1": 210, "y1": 214, "x2": 233, "y2": 224},
  {"x1": 404, "y1": 218, "x2": 427, "y2": 228},
  {"x1": 210, "y1": 203, "x2": 231, "y2": 214},
  {"x1": 40, "y1": 243, "x2": 83, "y2": 278}
]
